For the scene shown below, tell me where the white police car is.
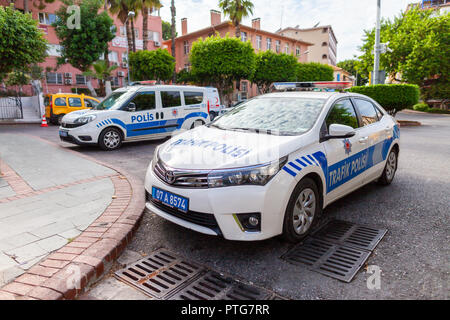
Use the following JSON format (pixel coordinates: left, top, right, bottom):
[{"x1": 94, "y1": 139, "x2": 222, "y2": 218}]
[
  {"x1": 144, "y1": 84, "x2": 400, "y2": 242},
  {"x1": 59, "y1": 85, "x2": 217, "y2": 150}
]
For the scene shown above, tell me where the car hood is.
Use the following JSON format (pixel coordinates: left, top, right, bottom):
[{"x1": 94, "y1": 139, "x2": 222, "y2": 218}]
[
  {"x1": 62, "y1": 109, "x2": 105, "y2": 123},
  {"x1": 158, "y1": 125, "x2": 305, "y2": 170}
]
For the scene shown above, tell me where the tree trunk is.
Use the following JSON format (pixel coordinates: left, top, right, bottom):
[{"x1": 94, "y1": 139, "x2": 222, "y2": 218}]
[
  {"x1": 235, "y1": 23, "x2": 241, "y2": 38},
  {"x1": 105, "y1": 80, "x2": 112, "y2": 96},
  {"x1": 131, "y1": 18, "x2": 136, "y2": 52},
  {"x1": 24, "y1": 0, "x2": 29, "y2": 13},
  {"x1": 86, "y1": 78, "x2": 97, "y2": 97},
  {"x1": 143, "y1": 6, "x2": 148, "y2": 50},
  {"x1": 98, "y1": 80, "x2": 105, "y2": 97},
  {"x1": 126, "y1": 20, "x2": 133, "y2": 54},
  {"x1": 171, "y1": 0, "x2": 176, "y2": 83}
]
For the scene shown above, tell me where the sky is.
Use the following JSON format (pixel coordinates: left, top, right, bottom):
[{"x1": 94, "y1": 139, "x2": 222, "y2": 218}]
[{"x1": 158, "y1": 0, "x2": 412, "y2": 62}]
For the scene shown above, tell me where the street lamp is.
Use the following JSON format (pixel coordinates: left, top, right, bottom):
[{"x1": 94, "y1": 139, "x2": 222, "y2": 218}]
[{"x1": 124, "y1": 11, "x2": 135, "y2": 86}]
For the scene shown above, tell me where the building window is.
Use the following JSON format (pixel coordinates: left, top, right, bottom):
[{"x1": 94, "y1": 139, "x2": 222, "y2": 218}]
[
  {"x1": 322, "y1": 27, "x2": 328, "y2": 33},
  {"x1": 322, "y1": 42, "x2": 327, "y2": 46},
  {"x1": 46, "y1": 44, "x2": 62, "y2": 57},
  {"x1": 120, "y1": 26, "x2": 126, "y2": 36},
  {"x1": 275, "y1": 40, "x2": 281, "y2": 53},
  {"x1": 266, "y1": 38, "x2": 272, "y2": 51},
  {"x1": 184, "y1": 64, "x2": 190, "y2": 71},
  {"x1": 241, "y1": 81, "x2": 248, "y2": 92},
  {"x1": 296, "y1": 47, "x2": 301, "y2": 56},
  {"x1": 322, "y1": 54, "x2": 328, "y2": 59},
  {"x1": 46, "y1": 72, "x2": 63, "y2": 85},
  {"x1": 122, "y1": 52, "x2": 128, "y2": 63},
  {"x1": 241, "y1": 32, "x2": 247, "y2": 42},
  {"x1": 76, "y1": 74, "x2": 86, "y2": 85},
  {"x1": 39, "y1": 13, "x2": 57, "y2": 25},
  {"x1": 183, "y1": 41, "x2": 190, "y2": 55},
  {"x1": 285, "y1": 43, "x2": 290, "y2": 54},
  {"x1": 256, "y1": 35, "x2": 262, "y2": 50},
  {"x1": 109, "y1": 51, "x2": 119, "y2": 64},
  {"x1": 112, "y1": 77, "x2": 120, "y2": 87}
]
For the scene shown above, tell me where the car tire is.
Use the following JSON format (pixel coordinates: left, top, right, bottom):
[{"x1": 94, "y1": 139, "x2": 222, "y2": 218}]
[
  {"x1": 378, "y1": 148, "x2": 398, "y2": 185},
  {"x1": 57, "y1": 114, "x2": 65, "y2": 125},
  {"x1": 98, "y1": 127, "x2": 123, "y2": 151},
  {"x1": 49, "y1": 109, "x2": 57, "y2": 125},
  {"x1": 282, "y1": 177, "x2": 322, "y2": 243}
]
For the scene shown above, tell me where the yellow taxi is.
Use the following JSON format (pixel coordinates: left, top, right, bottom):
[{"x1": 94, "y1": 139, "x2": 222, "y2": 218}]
[{"x1": 44, "y1": 93, "x2": 100, "y2": 125}]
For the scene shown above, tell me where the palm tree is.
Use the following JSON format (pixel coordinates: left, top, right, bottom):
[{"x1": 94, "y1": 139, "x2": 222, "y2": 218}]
[
  {"x1": 171, "y1": 0, "x2": 176, "y2": 82},
  {"x1": 82, "y1": 60, "x2": 118, "y2": 97},
  {"x1": 219, "y1": 0, "x2": 254, "y2": 38},
  {"x1": 142, "y1": 0, "x2": 162, "y2": 50},
  {"x1": 109, "y1": 0, "x2": 136, "y2": 52}
]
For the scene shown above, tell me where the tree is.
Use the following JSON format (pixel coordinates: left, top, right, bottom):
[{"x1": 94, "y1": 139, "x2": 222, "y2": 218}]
[
  {"x1": 53, "y1": 0, "x2": 115, "y2": 97},
  {"x1": 337, "y1": 59, "x2": 367, "y2": 86},
  {"x1": 170, "y1": 0, "x2": 176, "y2": 82},
  {"x1": 356, "y1": 8, "x2": 449, "y2": 97},
  {"x1": 219, "y1": 0, "x2": 254, "y2": 38},
  {"x1": 109, "y1": 0, "x2": 136, "y2": 52},
  {"x1": 250, "y1": 51, "x2": 298, "y2": 93},
  {"x1": 128, "y1": 49, "x2": 175, "y2": 82},
  {"x1": 82, "y1": 60, "x2": 118, "y2": 96},
  {"x1": 162, "y1": 20, "x2": 176, "y2": 41},
  {"x1": 190, "y1": 34, "x2": 256, "y2": 100},
  {"x1": 0, "y1": 5, "x2": 47, "y2": 77},
  {"x1": 297, "y1": 62, "x2": 334, "y2": 81},
  {"x1": 142, "y1": 0, "x2": 162, "y2": 50}
]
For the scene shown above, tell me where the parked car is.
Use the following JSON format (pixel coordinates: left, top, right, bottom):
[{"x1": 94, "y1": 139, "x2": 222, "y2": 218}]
[
  {"x1": 58, "y1": 85, "x2": 218, "y2": 150},
  {"x1": 44, "y1": 93, "x2": 100, "y2": 125},
  {"x1": 144, "y1": 89, "x2": 400, "y2": 242}
]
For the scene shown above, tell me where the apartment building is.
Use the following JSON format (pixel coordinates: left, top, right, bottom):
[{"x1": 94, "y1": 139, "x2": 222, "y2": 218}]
[
  {"x1": 406, "y1": 0, "x2": 450, "y2": 13},
  {"x1": 163, "y1": 10, "x2": 313, "y2": 101},
  {"x1": 2, "y1": 0, "x2": 163, "y2": 95},
  {"x1": 277, "y1": 25, "x2": 337, "y2": 66}
]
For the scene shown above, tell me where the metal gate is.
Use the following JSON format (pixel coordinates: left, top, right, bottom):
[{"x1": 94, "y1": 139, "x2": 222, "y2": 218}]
[{"x1": 0, "y1": 90, "x2": 23, "y2": 120}]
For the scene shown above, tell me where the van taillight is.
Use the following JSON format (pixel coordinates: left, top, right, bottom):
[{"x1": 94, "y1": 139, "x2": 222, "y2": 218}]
[{"x1": 207, "y1": 100, "x2": 210, "y2": 114}]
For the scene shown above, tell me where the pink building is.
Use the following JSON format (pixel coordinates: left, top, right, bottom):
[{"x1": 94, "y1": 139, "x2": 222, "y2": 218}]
[
  {"x1": 2, "y1": 0, "x2": 162, "y2": 95},
  {"x1": 164, "y1": 10, "x2": 313, "y2": 102}
]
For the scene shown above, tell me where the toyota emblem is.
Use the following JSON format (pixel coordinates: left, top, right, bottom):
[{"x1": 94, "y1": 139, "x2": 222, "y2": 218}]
[{"x1": 165, "y1": 171, "x2": 176, "y2": 184}]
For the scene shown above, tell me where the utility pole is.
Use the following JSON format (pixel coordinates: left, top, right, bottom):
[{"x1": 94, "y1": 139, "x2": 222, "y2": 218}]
[
  {"x1": 171, "y1": 0, "x2": 176, "y2": 84},
  {"x1": 373, "y1": 0, "x2": 381, "y2": 85}
]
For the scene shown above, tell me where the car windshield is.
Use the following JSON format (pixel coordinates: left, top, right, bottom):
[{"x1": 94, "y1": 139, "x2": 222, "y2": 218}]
[
  {"x1": 94, "y1": 91, "x2": 133, "y2": 110},
  {"x1": 211, "y1": 97, "x2": 326, "y2": 135}
]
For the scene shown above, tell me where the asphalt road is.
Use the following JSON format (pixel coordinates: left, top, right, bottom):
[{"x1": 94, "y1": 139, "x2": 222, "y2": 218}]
[{"x1": 1, "y1": 110, "x2": 448, "y2": 299}]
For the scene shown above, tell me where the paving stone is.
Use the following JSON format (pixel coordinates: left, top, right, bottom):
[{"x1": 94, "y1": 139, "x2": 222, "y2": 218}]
[
  {"x1": 85, "y1": 277, "x2": 151, "y2": 300},
  {"x1": 116, "y1": 249, "x2": 144, "y2": 266},
  {"x1": 30, "y1": 221, "x2": 78, "y2": 239},
  {"x1": 36, "y1": 235, "x2": 68, "y2": 252},
  {"x1": 0, "y1": 233, "x2": 40, "y2": 251},
  {"x1": 58, "y1": 228, "x2": 82, "y2": 240},
  {"x1": 5, "y1": 243, "x2": 49, "y2": 265},
  {"x1": 0, "y1": 185, "x2": 15, "y2": 199}
]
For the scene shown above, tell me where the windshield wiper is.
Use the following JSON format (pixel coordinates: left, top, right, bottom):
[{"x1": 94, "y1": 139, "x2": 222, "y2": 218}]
[{"x1": 228, "y1": 127, "x2": 279, "y2": 135}]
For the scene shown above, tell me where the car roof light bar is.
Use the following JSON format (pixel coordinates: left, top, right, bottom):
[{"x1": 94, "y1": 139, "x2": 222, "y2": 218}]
[{"x1": 271, "y1": 81, "x2": 353, "y2": 92}]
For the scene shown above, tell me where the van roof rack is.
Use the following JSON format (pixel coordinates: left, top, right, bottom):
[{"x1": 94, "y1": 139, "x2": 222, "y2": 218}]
[{"x1": 271, "y1": 81, "x2": 352, "y2": 92}]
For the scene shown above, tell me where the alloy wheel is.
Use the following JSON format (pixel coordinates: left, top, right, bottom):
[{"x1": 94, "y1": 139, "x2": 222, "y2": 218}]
[{"x1": 292, "y1": 188, "x2": 316, "y2": 235}]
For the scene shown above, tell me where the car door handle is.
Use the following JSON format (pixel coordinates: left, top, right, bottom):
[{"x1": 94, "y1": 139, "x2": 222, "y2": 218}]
[{"x1": 359, "y1": 136, "x2": 369, "y2": 144}]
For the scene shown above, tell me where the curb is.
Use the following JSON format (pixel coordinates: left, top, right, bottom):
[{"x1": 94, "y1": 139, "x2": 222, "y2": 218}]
[
  {"x1": 397, "y1": 120, "x2": 421, "y2": 127},
  {"x1": 0, "y1": 134, "x2": 145, "y2": 300}
]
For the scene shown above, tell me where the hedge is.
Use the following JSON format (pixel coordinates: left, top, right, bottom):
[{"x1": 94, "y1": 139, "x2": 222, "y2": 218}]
[
  {"x1": 347, "y1": 84, "x2": 420, "y2": 115},
  {"x1": 297, "y1": 62, "x2": 334, "y2": 82}
]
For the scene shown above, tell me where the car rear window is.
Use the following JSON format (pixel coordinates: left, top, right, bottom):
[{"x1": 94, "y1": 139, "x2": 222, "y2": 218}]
[
  {"x1": 161, "y1": 91, "x2": 181, "y2": 108},
  {"x1": 184, "y1": 91, "x2": 203, "y2": 105},
  {"x1": 54, "y1": 97, "x2": 67, "y2": 106}
]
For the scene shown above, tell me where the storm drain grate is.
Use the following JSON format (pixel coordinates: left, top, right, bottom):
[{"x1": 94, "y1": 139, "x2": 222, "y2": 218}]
[
  {"x1": 114, "y1": 249, "x2": 205, "y2": 299},
  {"x1": 168, "y1": 271, "x2": 273, "y2": 300},
  {"x1": 312, "y1": 220, "x2": 388, "y2": 251},
  {"x1": 282, "y1": 220, "x2": 387, "y2": 282}
]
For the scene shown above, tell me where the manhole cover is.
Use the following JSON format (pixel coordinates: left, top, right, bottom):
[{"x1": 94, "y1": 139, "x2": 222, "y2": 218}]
[
  {"x1": 312, "y1": 220, "x2": 388, "y2": 251},
  {"x1": 282, "y1": 220, "x2": 387, "y2": 282},
  {"x1": 114, "y1": 249, "x2": 205, "y2": 299},
  {"x1": 168, "y1": 271, "x2": 273, "y2": 300},
  {"x1": 282, "y1": 237, "x2": 371, "y2": 282}
]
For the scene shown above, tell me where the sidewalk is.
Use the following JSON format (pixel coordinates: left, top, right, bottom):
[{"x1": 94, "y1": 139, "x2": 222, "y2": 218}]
[{"x1": 0, "y1": 133, "x2": 144, "y2": 299}]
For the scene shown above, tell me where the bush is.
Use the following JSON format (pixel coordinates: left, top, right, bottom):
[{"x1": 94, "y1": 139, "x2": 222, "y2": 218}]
[
  {"x1": 297, "y1": 62, "x2": 334, "y2": 82},
  {"x1": 347, "y1": 84, "x2": 419, "y2": 115},
  {"x1": 413, "y1": 103, "x2": 430, "y2": 112},
  {"x1": 129, "y1": 49, "x2": 175, "y2": 82}
]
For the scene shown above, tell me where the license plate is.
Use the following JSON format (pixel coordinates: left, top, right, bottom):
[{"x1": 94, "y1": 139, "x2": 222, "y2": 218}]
[
  {"x1": 59, "y1": 130, "x2": 68, "y2": 137},
  {"x1": 152, "y1": 187, "x2": 189, "y2": 213}
]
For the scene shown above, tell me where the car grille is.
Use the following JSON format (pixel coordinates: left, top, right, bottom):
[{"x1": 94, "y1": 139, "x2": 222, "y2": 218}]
[
  {"x1": 146, "y1": 191, "x2": 221, "y2": 235},
  {"x1": 61, "y1": 122, "x2": 84, "y2": 129},
  {"x1": 154, "y1": 160, "x2": 209, "y2": 188}
]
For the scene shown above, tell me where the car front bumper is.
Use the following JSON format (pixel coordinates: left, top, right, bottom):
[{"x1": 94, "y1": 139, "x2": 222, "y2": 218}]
[
  {"x1": 144, "y1": 161, "x2": 292, "y2": 241},
  {"x1": 59, "y1": 123, "x2": 98, "y2": 145}
]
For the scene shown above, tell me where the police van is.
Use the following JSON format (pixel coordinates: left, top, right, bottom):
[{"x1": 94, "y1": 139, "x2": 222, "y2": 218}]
[
  {"x1": 59, "y1": 85, "x2": 218, "y2": 150},
  {"x1": 144, "y1": 82, "x2": 400, "y2": 242}
]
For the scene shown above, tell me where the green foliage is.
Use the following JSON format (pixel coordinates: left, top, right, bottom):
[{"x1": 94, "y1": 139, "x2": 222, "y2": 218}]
[
  {"x1": 176, "y1": 69, "x2": 199, "y2": 85},
  {"x1": 250, "y1": 51, "x2": 298, "y2": 93},
  {"x1": 129, "y1": 49, "x2": 175, "y2": 82},
  {"x1": 162, "y1": 20, "x2": 176, "y2": 40},
  {"x1": 219, "y1": 0, "x2": 254, "y2": 36},
  {"x1": 356, "y1": 8, "x2": 449, "y2": 95},
  {"x1": 190, "y1": 35, "x2": 256, "y2": 97},
  {"x1": 5, "y1": 70, "x2": 31, "y2": 87},
  {"x1": 337, "y1": 59, "x2": 367, "y2": 85},
  {"x1": 83, "y1": 60, "x2": 118, "y2": 96},
  {"x1": 348, "y1": 84, "x2": 420, "y2": 115},
  {"x1": 53, "y1": 0, "x2": 115, "y2": 72},
  {"x1": 0, "y1": 5, "x2": 48, "y2": 76},
  {"x1": 413, "y1": 103, "x2": 430, "y2": 112},
  {"x1": 297, "y1": 62, "x2": 334, "y2": 82}
]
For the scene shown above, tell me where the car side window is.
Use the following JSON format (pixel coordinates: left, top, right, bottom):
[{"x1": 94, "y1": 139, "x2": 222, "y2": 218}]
[
  {"x1": 184, "y1": 91, "x2": 203, "y2": 105},
  {"x1": 130, "y1": 91, "x2": 156, "y2": 111},
  {"x1": 68, "y1": 97, "x2": 82, "y2": 107},
  {"x1": 54, "y1": 97, "x2": 67, "y2": 106},
  {"x1": 325, "y1": 99, "x2": 359, "y2": 131},
  {"x1": 354, "y1": 99, "x2": 379, "y2": 126},
  {"x1": 161, "y1": 91, "x2": 181, "y2": 108},
  {"x1": 85, "y1": 99, "x2": 99, "y2": 108}
]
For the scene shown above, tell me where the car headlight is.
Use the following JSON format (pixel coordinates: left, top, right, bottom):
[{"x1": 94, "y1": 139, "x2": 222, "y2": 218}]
[
  {"x1": 207, "y1": 156, "x2": 288, "y2": 187},
  {"x1": 74, "y1": 115, "x2": 96, "y2": 124},
  {"x1": 151, "y1": 146, "x2": 160, "y2": 170}
]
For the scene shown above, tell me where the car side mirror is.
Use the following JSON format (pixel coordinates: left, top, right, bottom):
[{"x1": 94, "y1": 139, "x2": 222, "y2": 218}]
[
  {"x1": 126, "y1": 102, "x2": 136, "y2": 112},
  {"x1": 321, "y1": 124, "x2": 356, "y2": 142}
]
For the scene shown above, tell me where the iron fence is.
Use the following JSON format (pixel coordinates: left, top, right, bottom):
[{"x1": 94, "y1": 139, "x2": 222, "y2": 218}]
[{"x1": 0, "y1": 89, "x2": 23, "y2": 120}]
